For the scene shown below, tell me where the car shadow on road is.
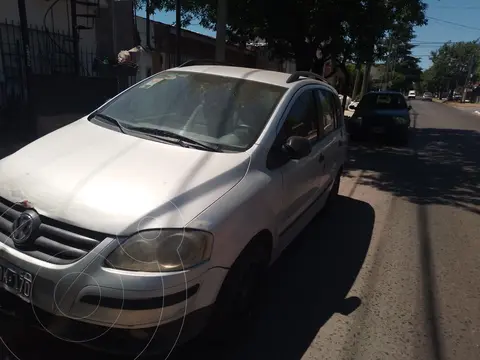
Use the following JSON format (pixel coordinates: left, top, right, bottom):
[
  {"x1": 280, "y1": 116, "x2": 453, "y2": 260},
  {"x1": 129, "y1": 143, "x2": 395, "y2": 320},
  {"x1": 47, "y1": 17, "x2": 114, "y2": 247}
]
[
  {"x1": 0, "y1": 196, "x2": 374, "y2": 360},
  {"x1": 346, "y1": 128, "x2": 480, "y2": 215},
  {"x1": 171, "y1": 195, "x2": 375, "y2": 360}
]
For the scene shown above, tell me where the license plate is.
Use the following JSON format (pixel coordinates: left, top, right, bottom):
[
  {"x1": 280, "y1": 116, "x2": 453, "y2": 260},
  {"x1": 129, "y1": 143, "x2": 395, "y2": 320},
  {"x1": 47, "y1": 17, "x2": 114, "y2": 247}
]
[
  {"x1": 372, "y1": 127, "x2": 385, "y2": 134},
  {"x1": 0, "y1": 264, "x2": 33, "y2": 302}
]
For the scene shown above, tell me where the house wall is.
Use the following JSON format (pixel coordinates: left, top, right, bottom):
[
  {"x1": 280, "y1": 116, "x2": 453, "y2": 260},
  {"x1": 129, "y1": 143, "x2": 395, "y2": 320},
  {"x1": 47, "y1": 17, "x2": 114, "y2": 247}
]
[{"x1": 152, "y1": 21, "x2": 256, "y2": 69}]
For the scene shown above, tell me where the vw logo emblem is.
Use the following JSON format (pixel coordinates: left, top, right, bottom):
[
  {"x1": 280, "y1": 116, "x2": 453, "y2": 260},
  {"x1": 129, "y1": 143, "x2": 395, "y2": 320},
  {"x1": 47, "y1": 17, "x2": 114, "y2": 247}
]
[{"x1": 11, "y1": 210, "x2": 41, "y2": 246}]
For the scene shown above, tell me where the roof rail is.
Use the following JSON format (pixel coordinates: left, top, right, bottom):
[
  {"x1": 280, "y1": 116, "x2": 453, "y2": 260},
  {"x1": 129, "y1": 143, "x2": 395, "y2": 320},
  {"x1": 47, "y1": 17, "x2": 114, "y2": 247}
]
[
  {"x1": 177, "y1": 59, "x2": 234, "y2": 68},
  {"x1": 286, "y1": 71, "x2": 328, "y2": 84}
]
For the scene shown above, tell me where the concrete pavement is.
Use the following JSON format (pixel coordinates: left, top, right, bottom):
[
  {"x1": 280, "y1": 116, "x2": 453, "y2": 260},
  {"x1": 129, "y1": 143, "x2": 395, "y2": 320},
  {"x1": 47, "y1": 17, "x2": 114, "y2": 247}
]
[{"x1": 1, "y1": 100, "x2": 480, "y2": 360}]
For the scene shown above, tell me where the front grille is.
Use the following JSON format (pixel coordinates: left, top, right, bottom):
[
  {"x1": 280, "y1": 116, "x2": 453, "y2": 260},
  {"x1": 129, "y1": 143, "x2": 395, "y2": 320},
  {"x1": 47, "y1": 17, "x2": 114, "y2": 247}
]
[{"x1": 0, "y1": 197, "x2": 107, "y2": 264}]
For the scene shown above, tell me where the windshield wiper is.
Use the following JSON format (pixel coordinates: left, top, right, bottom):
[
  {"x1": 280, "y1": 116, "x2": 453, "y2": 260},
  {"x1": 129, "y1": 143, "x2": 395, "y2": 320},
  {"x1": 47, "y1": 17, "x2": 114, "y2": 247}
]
[
  {"x1": 128, "y1": 127, "x2": 222, "y2": 152},
  {"x1": 91, "y1": 113, "x2": 126, "y2": 134}
]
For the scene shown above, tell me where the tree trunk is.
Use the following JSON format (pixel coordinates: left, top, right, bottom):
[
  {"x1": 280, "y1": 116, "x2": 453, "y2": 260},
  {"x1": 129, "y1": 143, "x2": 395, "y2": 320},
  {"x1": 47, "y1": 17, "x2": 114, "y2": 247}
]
[
  {"x1": 352, "y1": 62, "x2": 362, "y2": 99},
  {"x1": 293, "y1": 39, "x2": 312, "y2": 71},
  {"x1": 360, "y1": 62, "x2": 372, "y2": 98},
  {"x1": 215, "y1": 0, "x2": 227, "y2": 62}
]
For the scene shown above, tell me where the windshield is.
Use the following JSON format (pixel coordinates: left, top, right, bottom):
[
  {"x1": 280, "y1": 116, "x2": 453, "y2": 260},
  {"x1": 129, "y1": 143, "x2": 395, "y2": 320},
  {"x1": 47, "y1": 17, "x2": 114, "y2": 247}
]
[
  {"x1": 357, "y1": 93, "x2": 408, "y2": 111},
  {"x1": 93, "y1": 71, "x2": 286, "y2": 152}
]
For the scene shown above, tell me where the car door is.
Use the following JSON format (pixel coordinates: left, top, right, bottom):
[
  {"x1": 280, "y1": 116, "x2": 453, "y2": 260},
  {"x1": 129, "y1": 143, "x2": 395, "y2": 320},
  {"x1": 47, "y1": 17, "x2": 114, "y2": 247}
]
[
  {"x1": 267, "y1": 88, "x2": 325, "y2": 238},
  {"x1": 315, "y1": 88, "x2": 347, "y2": 189}
]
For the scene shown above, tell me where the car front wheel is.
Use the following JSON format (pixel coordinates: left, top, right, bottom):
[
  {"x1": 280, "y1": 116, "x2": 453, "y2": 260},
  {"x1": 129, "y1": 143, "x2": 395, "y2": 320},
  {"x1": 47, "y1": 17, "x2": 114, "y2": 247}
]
[
  {"x1": 326, "y1": 169, "x2": 342, "y2": 207},
  {"x1": 205, "y1": 239, "x2": 270, "y2": 342}
]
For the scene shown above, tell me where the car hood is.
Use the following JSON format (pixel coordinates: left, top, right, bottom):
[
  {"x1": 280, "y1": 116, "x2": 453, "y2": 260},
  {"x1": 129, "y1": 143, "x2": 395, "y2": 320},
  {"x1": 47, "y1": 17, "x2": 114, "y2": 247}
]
[{"x1": 0, "y1": 118, "x2": 250, "y2": 235}]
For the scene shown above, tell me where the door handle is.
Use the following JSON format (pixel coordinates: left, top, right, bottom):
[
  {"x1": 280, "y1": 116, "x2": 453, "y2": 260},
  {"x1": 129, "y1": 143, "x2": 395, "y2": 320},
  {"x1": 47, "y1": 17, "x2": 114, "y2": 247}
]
[{"x1": 318, "y1": 154, "x2": 325, "y2": 163}]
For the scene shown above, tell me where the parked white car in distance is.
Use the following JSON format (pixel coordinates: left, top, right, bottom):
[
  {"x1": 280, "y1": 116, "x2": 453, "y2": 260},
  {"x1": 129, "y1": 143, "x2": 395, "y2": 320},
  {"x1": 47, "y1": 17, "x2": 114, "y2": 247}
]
[
  {"x1": 422, "y1": 92, "x2": 433, "y2": 101},
  {"x1": 408, "y1": 90, "x2": 416, "y2": 99}
]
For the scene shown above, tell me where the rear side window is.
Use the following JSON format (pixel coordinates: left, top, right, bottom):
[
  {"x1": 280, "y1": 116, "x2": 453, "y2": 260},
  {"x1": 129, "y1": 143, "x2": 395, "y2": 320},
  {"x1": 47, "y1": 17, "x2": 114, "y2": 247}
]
[{"x1": 316, "y1": 89, "x2": 337, "y2": 136}]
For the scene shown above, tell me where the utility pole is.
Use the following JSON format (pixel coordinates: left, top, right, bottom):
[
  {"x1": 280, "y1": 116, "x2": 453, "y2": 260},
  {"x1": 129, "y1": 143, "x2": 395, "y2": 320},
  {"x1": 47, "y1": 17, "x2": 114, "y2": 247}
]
[
  {"x1": 383, "y1": 36, "x2": 393, "y2": 90},
  {"x1": 175, "y1": 0, "x2": 181, "y2": 65},
  {"x1": 17, "y1": 0, "x2": 36, "y2": 139},
  {"x1": 215, "y1": 0, "x2": 227, "y2": 62},
  {"x1": 352, "y1": 62, "x2": 362, "y2": 100},
  {"x1": 462, "y1": 37, "x2": 480, "y2": 103},
  {"x1": 361, "y1": 62, "x2": 372, "y2": 98},
  {"x1": 111, "y1": 0, "x2": 117, "y2": 56},
  {"x1": 70, "y1": 0, "x2": 80, "y2": 75},
  {"x1": 145, "y1": 0, "x2": 151, "y2": 49}
]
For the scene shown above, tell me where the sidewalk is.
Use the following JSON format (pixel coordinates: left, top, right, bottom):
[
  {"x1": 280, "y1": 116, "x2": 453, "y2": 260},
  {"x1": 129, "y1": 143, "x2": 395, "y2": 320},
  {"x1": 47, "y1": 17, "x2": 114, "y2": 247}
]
[
  {"x1": 431, "y1": 99, "x2": 480, "y2": 116},
  {"x1": 444, "y1": 101, "x2": 480, "y2": 115},
  {"x1": 0, "y1": 137, "x2": 29, "y2": 159},
  {"x1": 0, "y1": 129, "x2": 32, "y2": 160}
]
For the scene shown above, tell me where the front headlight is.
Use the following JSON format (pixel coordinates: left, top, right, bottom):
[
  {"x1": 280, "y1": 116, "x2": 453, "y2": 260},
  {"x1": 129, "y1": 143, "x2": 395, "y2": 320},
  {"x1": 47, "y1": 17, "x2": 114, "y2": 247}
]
[
  {"x1": 393, "y1": 117, "x2": 409, "y2": 125},
  {"x1": 105, "y1": 229, "x2": 213, "y2": 272}
]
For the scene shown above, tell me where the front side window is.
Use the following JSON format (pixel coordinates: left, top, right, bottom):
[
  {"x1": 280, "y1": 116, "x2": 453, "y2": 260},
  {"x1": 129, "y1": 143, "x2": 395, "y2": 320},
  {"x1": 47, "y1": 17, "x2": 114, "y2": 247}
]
[
  {"x1": 267, "y1": 90, "x2": 319, "y2": 169},
  {"x1": 280, "y1": 90, "x2": 319, "y2": 142},
  {"x1": 93, "y1": 71, "x2": 286, "y2": 152}
]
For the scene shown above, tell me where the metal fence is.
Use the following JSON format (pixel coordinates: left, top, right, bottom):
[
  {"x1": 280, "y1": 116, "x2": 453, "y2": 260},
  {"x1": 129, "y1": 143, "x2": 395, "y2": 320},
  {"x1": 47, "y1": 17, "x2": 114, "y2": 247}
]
[{"x1": 0, "y1": 20, "x2": 96, "y2": 110}]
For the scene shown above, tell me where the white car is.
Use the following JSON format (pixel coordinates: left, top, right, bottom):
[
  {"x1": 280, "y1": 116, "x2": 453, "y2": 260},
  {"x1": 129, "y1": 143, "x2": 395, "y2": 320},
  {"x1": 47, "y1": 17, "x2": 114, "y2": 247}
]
[
  {"x1": 339, "y1": 94, "x2": 352, "y2": 108},
  {"x1": 422, "y1": 92, "x2": 433, "y2": 101},
  {"x1": 0, "y1": 62, "x2": 347, "y2": 353},
  {"x1": 348, "y1": 100, "x2": 360, "y2": 111},
  {"x1": 407, "y1": 90, "x2": 416, "y2": 99}
]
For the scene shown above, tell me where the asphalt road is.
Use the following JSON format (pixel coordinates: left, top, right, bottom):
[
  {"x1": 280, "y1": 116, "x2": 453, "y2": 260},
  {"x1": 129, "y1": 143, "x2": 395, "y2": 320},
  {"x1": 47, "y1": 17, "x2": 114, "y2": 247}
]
[{"x1": 1, "y1": 100, "x2": 480, "y2": 360}]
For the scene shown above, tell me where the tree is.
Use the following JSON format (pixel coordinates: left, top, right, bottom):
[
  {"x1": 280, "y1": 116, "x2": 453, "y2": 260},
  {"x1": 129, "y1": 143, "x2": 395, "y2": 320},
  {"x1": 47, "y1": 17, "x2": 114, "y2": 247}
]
[
  {"x1": 137, "y1": 0, "x2": 427, "y2": 95},
  {"x1": 422, "y1": 41, "x2": 480, "y2": 96}
]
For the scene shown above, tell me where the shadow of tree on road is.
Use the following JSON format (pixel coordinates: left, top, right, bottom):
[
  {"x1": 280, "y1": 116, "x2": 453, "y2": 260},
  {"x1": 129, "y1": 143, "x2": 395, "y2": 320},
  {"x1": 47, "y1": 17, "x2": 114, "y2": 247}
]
[
  {"x1": 346, "y1": 128, "x2": 480, "y2": 214},
  {"x1": 0, "y1": 196, "x2": 374, "y2": 360}
]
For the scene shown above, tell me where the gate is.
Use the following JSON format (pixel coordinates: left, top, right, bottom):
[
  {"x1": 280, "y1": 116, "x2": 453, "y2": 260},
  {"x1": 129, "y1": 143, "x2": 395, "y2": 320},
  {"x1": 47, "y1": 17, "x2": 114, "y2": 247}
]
[{"x1": 0, "y1": 19, "x2": 119, "y2": 133}]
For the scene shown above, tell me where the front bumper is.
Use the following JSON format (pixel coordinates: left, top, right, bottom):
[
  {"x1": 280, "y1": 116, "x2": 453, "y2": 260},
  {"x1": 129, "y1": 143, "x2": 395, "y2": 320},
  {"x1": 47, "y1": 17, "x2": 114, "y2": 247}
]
[
  {"x1": 348, "y1": 120, "x2": 409, "y2": 139},
  {"x1": 0, "y1": 288, "x2": 212, "y2": 354},
  {"x1": 0, "y1": 236, "x2": 227, "y2": 331}
]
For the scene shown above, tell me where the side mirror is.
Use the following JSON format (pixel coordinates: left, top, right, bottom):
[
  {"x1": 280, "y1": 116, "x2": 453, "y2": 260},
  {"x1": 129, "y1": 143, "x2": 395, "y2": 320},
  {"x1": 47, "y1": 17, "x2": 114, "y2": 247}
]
[
  {"x1": 283, "y1": 136, "x2": 312, "y2": 160},
  {"x1": 408, "y1": 105, "x2": 412, "y2": 110}
]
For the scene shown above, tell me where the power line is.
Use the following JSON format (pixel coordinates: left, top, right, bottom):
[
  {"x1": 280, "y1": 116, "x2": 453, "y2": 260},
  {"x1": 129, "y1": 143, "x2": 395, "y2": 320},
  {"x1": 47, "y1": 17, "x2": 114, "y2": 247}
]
[
  {"x1": 432, "y1": 6, "x2": 480, "y2": 10},
  {"x1": 427, "y1": 16, "x2": 480, "y2": 31},
  {"x1": 412, "y1": 41, "x2": 446, "y2": 44}
]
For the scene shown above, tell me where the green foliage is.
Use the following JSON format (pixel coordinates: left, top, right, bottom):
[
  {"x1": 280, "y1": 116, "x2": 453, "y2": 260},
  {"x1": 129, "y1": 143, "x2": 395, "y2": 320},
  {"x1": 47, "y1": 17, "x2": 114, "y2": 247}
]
[
  {"x1": 137, "y1": 0, "x2": 427, "y2": 73},
  {"x1": 422, "y1": 41, "x2": 480, "y2": 93}
]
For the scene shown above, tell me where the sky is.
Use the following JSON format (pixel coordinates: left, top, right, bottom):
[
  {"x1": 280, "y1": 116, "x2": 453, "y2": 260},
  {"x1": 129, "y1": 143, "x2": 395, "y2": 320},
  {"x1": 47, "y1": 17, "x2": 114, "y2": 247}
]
[
  {"x1": 139, "y1": 0, "x2": 480, "y2": 70},
  {"x1": 413, "y1": 0, "x2": 480, "y2": 69}
]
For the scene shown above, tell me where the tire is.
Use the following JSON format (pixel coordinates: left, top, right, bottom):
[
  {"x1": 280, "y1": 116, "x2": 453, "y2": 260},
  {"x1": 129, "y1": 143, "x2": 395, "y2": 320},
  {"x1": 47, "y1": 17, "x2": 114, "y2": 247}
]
[
  {"x1": 205, "y1": 239, "x2": 270, "y2": 342},
  {"x1": 349, "y1": 132, "x2": 360, "y2": 142},
  {"x1": 326, "y1": 169, "x2": 342, "y2": 207},
  {"x1": 397, "y1": 130, "x2": 409, "y2": 146}
]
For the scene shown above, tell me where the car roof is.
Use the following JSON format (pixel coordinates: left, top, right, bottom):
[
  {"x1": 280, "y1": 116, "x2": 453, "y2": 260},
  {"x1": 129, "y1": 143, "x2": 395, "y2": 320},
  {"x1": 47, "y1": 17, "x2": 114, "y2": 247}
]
[
  {"x1": 168, "y1": 65, "x2": 338, "y2": 92},
  {"x1": 366, "y1": 90, "x2": 404, "y2": 96}
]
